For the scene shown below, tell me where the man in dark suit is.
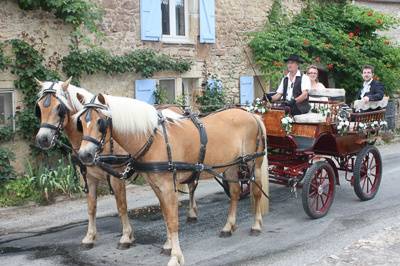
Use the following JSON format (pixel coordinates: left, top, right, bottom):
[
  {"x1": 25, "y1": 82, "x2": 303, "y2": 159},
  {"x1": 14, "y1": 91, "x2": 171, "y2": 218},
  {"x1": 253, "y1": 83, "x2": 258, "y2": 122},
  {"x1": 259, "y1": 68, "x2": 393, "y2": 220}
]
[{"x1": 357, "y1": 65, "x2": 384, "y2": 102}]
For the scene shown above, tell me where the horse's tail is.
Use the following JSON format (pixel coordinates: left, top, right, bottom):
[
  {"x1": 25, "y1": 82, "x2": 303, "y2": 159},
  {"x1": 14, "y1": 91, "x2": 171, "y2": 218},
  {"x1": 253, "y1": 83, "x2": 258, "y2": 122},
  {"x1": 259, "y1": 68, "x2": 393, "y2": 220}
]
[{"x1": 251, "y1": 114, "x2": 269, "y2": 215}]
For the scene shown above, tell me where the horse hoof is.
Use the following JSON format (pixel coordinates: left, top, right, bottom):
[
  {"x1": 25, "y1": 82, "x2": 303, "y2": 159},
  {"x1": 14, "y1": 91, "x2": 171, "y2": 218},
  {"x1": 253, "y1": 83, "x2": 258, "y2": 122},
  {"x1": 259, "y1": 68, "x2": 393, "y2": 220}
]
[
  {"x1": 186, "y1": 217, "x2": 198, "y2": 223},
  {"x1": 117, "y1": 242, "x2": 134, "y2": 250},
  {"x1": 161, "y1": 248, "x2": 172, "y2": 256},
  {"x1": 81, "y1": 243, "x2": 94, "y2": 250},
  {"x1": 219, "y1": 231, "x2": 232, "y2": 238},
  {"x1": 250, "y1": 228, "x2": 261, "y2": 236}
]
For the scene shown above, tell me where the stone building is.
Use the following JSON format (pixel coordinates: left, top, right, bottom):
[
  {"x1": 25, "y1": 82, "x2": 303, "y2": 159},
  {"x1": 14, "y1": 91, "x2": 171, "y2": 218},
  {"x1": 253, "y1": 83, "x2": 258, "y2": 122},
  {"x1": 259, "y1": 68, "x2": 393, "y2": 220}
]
[{"x1": 0, "y1": 0, "x2": 302, "y2": 171}]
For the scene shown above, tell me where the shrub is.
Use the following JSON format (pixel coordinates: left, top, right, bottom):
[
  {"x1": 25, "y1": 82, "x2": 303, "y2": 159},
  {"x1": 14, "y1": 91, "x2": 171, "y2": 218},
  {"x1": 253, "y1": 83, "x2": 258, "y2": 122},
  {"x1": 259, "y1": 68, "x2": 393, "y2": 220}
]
[
  {"x1": 196, "y1": 74, "x2": 227, "y2": 113},
  {"x1": 0, "y1": 147, "x2": 16, "y2": 181},
  {"x1": 250, "y1": 1, "x2": 400, "y2": 102}
]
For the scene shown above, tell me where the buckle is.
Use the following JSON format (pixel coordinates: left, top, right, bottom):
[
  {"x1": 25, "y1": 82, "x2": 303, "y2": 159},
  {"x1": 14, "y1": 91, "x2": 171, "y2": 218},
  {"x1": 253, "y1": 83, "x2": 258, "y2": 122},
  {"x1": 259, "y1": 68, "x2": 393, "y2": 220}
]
[{"x1": 194, "y1": 163, "x2": 204, "y2": 172}]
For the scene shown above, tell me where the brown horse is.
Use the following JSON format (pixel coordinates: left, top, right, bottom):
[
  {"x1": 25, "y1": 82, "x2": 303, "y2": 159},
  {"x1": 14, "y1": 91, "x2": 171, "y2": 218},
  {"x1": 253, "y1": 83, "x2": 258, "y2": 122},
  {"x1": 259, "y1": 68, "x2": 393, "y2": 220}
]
[
  {"x1": 35, "y1": 78, "x2": 134, "y2": 249},
  {"x1": 76, "y1": 93, "x2": 269, "y2": 266}
]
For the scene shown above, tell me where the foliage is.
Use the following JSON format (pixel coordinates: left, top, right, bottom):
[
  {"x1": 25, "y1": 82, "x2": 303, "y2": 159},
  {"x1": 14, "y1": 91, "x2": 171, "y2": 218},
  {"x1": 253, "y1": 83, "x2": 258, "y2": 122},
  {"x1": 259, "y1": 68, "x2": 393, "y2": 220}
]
[
  {"x1": 0, "y1": 126, "x2": 14, "y2": 142},
  {"x1": 25, "y1": 156, "x2": 81, "y2": 202},
  {"x1": 250, "y1": 2, "x2": 400, "y2": 102},
  {"x1": 8, "y1": 39, "x2": 60, "y2": 140},
  {"x1": 0, "y1": 177, "x2": 41, "y2": 207},
  {"x1": 196, "y1": 75, "x2": 227, "y2": 113},
  {"x1": 17, "y1": 0, "x2": 103, "y2": 43},
  {"x1": 62, "y1": 48, "x2": 192, "y2": 83},
  {"x1": 154, "y1": 85, "x2": 170, "y2": 104},
  {"x1": 0, "y1": 147, "x2": 16, "y2": 181},
  {"x1": 0, "y1": 43, "x2": 11, "y2": 71}
]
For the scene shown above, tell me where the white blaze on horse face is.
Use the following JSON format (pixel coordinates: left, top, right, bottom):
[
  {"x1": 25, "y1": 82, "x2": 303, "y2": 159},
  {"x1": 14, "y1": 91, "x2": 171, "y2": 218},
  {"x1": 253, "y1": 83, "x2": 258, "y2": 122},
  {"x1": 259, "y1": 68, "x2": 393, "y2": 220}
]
[{"x1": 87, "y1": 121, "x2": 91, "y2": 128}]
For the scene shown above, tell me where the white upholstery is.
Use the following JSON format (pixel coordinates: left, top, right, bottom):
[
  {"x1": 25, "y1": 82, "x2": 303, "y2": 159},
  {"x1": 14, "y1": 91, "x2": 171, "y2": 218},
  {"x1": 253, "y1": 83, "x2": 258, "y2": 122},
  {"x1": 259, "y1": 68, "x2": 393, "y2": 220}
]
[
  {"x1": 354, "y1": 96, "x2": 389, "y2": 112},
  {"x1": 309, "y1": 96, "x2": 329, "y2": 102},
  {"x1": 309, "y1": 88, "x2": 346, "y2": 98},
  {"x1": 294, "y1": 112, "x2": 327, "y2": 124}
]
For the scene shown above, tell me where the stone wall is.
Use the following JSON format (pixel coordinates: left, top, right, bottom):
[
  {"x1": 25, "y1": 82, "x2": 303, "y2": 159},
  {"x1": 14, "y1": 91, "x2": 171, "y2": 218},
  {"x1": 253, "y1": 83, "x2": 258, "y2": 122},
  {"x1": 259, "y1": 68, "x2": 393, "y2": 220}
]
[{"x1": 0, "y1": 0, "x2": 303, "y2": 172}]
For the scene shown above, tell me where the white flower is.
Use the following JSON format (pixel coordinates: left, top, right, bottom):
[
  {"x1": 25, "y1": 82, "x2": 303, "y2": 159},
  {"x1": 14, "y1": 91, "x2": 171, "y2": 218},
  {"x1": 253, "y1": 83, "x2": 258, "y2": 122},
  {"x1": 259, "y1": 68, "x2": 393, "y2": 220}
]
[
  {"x1": 344, "y1": 121, "x2": 350, "y2": 126},
  {"x1": 281, "y1": 117, "x2": 287, "y2": 124},
  {"x1": 261, "y1": 107, "x2": 266, "y2": 113},
  {"x1": 288, "y1": 117, "x2": 293, "y2": 123},
  {"x1": 359, "y1": 122, "x2": 365, "y2": 128},
  {"x1": 256, "y1": 98, "x2": 260, "y2": 102},
  {"x1": 380, "y1": 121, "x2": 387, "y2": 126},
  {"x1": 337, "y1": 125, "x2": 342, "y2": 130}
]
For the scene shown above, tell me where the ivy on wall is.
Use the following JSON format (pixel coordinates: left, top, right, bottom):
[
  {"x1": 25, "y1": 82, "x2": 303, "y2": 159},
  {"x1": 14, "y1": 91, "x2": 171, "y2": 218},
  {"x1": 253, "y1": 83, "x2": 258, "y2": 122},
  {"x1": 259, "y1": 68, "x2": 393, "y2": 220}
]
[{"x1": 62, "y1": 48, "x2": 192, "y2": 83}]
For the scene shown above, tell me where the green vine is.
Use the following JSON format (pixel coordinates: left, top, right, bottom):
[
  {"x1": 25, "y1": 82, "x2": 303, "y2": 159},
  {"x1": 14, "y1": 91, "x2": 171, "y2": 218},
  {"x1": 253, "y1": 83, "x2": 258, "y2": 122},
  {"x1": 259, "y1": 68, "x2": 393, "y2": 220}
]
[
  {"x1": 17, "y1": 0, "x2": 103, "y2": 46},
  {"x1": 62, "y1": 48, "x2": 192, "y2": 82},
  {"x1": 9, "y1": 39, "x2": 60, "y2": 139}
]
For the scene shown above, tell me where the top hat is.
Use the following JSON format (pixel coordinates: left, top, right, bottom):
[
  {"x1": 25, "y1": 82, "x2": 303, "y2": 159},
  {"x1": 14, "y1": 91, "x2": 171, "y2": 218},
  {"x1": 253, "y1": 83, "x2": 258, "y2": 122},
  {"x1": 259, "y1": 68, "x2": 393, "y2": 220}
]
[{"x1": 284, "y1": 54, "x2": 304, "y2": 63}]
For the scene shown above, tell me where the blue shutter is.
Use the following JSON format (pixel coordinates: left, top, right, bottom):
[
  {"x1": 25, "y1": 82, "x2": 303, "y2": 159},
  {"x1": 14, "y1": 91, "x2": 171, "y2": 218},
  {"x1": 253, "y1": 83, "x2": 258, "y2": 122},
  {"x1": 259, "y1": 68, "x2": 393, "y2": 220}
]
[
  {"x1": 135, "y1": 79, "x2": 156, "y2": 104},
  {"x1": 140, "y1": 0, "x2": 161, "y2": 41},
  {"x1": 240, "y1": 76, "x2": 254, "y2": 105},
  {"x1": 200, "y1": 0, "x2": 216, "y2": 43}
]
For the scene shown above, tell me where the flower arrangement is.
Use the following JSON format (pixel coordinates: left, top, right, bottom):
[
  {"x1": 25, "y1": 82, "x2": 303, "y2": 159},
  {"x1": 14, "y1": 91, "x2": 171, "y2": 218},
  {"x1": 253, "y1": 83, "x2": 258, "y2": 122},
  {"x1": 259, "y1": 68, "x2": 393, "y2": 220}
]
[
  {"x1": 246, "y1": 98, "x2": 267, "y2": 114},
  {"x1": 281, "y1": 115, "x2": 293, "y2": 134},
  {"x1": 311, "y1": 105, "x2": 331, "y2": 117},
  {"x1": 336, "y1": 108, "x2": 350, "y2": 135}
]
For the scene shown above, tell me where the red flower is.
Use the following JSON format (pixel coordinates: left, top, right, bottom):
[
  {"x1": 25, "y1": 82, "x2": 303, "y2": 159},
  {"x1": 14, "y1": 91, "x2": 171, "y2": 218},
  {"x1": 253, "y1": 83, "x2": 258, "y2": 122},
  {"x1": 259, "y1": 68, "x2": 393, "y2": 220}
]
[
  {"x1": 327, "y1": 64, "x2": 334, "y2": 71},
  {"x1": 384, "y1": 40, "x2": 390, "y2": 45},
  {"x1": 367, "y1": 11, "x2": 373, "y2": 17},
  {"x1": 314, "y1": 56, "x2": 321, "y2": 63},
  {"x1": 373, "y1": 75, "x2": 380, "y2": 81},
  {"x1": 376, "y1": 19, "x2": 383, "y2": 25},
  {"x1": 303, "y1": 39, "x2": 310, "y2": 46},
  {"x1": 348, "y1": 32, "x2": 354, "y2": 39}
]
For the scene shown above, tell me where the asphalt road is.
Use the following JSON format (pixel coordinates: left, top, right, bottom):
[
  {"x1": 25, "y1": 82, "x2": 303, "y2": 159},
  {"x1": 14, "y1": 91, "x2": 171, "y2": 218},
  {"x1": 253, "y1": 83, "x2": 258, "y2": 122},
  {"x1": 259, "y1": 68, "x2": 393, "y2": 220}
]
[{"x1": 1, "y1": 143, "x2": 399, "y2": 266}]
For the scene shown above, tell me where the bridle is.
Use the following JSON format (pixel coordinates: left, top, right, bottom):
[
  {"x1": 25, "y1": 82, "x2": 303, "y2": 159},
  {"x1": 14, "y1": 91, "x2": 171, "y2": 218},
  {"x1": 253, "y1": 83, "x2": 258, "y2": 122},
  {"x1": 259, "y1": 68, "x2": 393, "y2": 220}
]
[
  {"x1": 76, "y1": 97, "x2": 113, "y2": 158},
  {"x1": 35, "y1": 82, "x2": 70, "y2": 147}
]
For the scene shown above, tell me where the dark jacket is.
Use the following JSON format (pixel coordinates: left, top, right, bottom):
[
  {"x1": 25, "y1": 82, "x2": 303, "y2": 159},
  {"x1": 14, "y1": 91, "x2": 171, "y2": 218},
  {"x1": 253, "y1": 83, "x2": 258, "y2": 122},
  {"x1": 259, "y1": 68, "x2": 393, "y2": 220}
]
[
  {"x1": 357, "y1": 80, "x2": 385, "y2": 101},
  {"x1": 282, "y1": 75, "x2": 311, "y2": 115}
]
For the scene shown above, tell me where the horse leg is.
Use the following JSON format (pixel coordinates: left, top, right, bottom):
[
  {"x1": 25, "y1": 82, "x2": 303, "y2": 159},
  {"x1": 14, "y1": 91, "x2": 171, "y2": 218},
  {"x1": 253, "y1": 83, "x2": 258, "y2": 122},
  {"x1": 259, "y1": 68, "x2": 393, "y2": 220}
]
[
  {"x1": 220, "y1": 181, "x2": 240, "y2": 238},
  {"x1": 110, "y1": 177, "x2": 134, "y2": 249},
  {"x1": 186, "y1": 181, "x2": 198, "y2": 223},
  {"x1": 81, "y1": 175, "x2": 98, "y2": 249},
  {"x1": 149, "y1": 177, "x2": 184, "y2": 266},
  {"x1": 250, "y1": 156, "x2": 269, "y2": 236}
]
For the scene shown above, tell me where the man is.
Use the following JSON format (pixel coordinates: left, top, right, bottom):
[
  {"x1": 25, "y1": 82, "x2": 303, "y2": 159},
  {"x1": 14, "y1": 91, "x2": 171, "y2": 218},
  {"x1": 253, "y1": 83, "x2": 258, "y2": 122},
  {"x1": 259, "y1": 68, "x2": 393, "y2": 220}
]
[
  {"x1": 265, "y1": 54, "x2": 311, "y2": 115},
  {"x1": 357, "y1": 65, "x2": 384, "y2": 102}
]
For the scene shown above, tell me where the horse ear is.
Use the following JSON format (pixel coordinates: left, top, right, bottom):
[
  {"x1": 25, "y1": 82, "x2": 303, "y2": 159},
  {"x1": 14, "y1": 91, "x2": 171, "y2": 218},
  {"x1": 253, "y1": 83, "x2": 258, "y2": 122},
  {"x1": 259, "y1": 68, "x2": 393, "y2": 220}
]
[
  {"x1": 76, "y1": 93, "x2": 86, "y2": 105},
  {"x1": 34, "y1": 77, "x2": 43, "y2": 87},
  {"x1": 62, "y1": 76, "x2": 72, "y2": 91},
  {"x1": 98, "y1": 93, "x2": 107, "y2": 105}
]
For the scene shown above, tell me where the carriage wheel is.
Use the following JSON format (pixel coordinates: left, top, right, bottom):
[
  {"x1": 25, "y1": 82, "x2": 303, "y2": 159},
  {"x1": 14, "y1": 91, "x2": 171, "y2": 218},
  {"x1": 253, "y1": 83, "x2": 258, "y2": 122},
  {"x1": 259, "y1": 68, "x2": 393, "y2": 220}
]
[
  {"x1": 222, "y1": 180, "x2": 250, "y2": 200},
  {"x1": 302, "y1": 161, "x2": 336, "y2": 219},
  {"x1": 353, "y1": 145, "x2": 382, "y2": 201}
]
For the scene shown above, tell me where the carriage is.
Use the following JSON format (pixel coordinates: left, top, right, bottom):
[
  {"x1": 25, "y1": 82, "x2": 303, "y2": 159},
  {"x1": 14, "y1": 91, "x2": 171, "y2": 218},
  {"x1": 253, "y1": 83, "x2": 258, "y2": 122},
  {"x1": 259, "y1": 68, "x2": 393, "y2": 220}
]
[{"x1": 262, "y1": 88, "x2": 387, "y2": 218}]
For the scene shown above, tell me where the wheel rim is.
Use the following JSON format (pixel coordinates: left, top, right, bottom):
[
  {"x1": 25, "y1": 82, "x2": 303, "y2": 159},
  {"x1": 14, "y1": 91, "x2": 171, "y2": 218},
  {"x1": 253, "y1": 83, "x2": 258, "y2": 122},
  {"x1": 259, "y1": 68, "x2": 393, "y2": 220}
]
[
  {"x1": 359, "y1": 151, "x2": 381, "y2": 196},
  {"x1": 308, "y1": 167, "x2": 334, "y2": 214}
]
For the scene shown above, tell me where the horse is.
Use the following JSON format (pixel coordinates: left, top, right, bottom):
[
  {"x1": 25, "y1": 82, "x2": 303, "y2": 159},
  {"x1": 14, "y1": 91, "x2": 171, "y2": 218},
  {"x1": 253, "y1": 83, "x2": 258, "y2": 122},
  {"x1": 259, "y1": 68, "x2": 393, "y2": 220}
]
[
  {"x1": 35, "y1": 78, "x2": 135, "y2": 249},
  {"x1": 34, "y1": 78, "x2": 194, "y2": 250},
  {"x1": 76, "y1": 93, "x2": 269, "y2": 266}
]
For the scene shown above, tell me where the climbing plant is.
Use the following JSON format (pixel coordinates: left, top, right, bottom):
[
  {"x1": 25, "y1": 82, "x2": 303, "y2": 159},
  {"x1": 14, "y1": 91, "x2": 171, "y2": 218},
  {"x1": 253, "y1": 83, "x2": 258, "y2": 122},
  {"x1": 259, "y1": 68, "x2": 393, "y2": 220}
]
[
  {"x1": 62, "y1": 48, "x2": 191, "y2": 83},
  {"x1": 250, "y1": 1, "x2": 400, "y2": 101}
]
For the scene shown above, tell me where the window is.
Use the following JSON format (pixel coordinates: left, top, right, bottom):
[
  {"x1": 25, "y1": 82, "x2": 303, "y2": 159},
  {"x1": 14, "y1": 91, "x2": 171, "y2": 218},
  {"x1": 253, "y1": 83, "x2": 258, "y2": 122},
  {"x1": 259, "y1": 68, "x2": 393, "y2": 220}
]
[
  {"x1": 161, "y1": 0, "x2": 189, "y2": 42},
  {"x1": 159, "y1": 79, "x2": 176, "y2": 103},
  {"x1": 0, "y1": 91, "x2": 15, "y2": 129}
]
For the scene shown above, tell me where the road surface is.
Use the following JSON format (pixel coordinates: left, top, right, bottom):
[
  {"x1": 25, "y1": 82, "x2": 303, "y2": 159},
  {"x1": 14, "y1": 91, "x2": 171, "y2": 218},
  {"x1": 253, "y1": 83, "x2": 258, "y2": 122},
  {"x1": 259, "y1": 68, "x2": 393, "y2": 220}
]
[{"x1": 0, "y1": 143, "x2": 399, "y2": 265}]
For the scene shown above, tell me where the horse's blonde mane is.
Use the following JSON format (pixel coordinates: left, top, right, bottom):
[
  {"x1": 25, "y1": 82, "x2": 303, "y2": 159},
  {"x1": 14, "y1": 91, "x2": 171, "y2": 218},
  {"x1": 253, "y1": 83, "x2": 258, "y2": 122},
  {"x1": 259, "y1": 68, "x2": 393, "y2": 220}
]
[
  {"x1": 38, "y1": 81, "x2": 93, "y2": 112},
  {"x1": 102, "y1": 95, "x2": 161, "y2": 136}
]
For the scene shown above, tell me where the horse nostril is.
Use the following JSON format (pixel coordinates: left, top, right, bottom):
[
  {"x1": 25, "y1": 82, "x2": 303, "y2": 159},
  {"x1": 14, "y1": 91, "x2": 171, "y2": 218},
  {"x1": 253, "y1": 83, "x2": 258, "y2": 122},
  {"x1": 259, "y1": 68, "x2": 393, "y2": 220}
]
[
  {"x1": 37, "y1": 135, "x2": 50, "y2": 148},
  {"x1": 79, "y1": 151, "x2": 94, "y2": 164}
]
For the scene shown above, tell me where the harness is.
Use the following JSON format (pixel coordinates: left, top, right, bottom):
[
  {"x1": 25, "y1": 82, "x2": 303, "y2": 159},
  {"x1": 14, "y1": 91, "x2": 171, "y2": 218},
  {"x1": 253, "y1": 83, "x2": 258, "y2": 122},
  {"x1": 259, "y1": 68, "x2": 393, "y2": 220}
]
[{"x1": 79, "y1": 104, "x2": 268, "y2": 198}]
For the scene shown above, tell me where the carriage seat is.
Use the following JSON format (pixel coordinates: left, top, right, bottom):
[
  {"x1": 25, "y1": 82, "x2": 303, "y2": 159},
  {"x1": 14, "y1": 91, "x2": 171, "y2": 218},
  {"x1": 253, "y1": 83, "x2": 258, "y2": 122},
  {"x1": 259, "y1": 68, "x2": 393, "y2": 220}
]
[
  {"x1": 353, "y1": 96, "x2": 389, "y2": 112},
  {"x1": 293, "y1": 112, "x2": 327, "y2": 124},
  {"x1": 309, "y1": 88, "x2": 346, "y2": 102}
]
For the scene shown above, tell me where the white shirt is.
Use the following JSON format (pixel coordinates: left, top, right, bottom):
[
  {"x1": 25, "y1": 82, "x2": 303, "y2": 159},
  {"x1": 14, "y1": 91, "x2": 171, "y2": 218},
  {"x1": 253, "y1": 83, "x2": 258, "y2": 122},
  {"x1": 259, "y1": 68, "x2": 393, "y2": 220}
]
[
  {"x1": 361, "y1": 79, "x2": 372, "y2": 98},
  {"x1": 276, "y1": 70, "x2": 311, "y2": 101}
]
